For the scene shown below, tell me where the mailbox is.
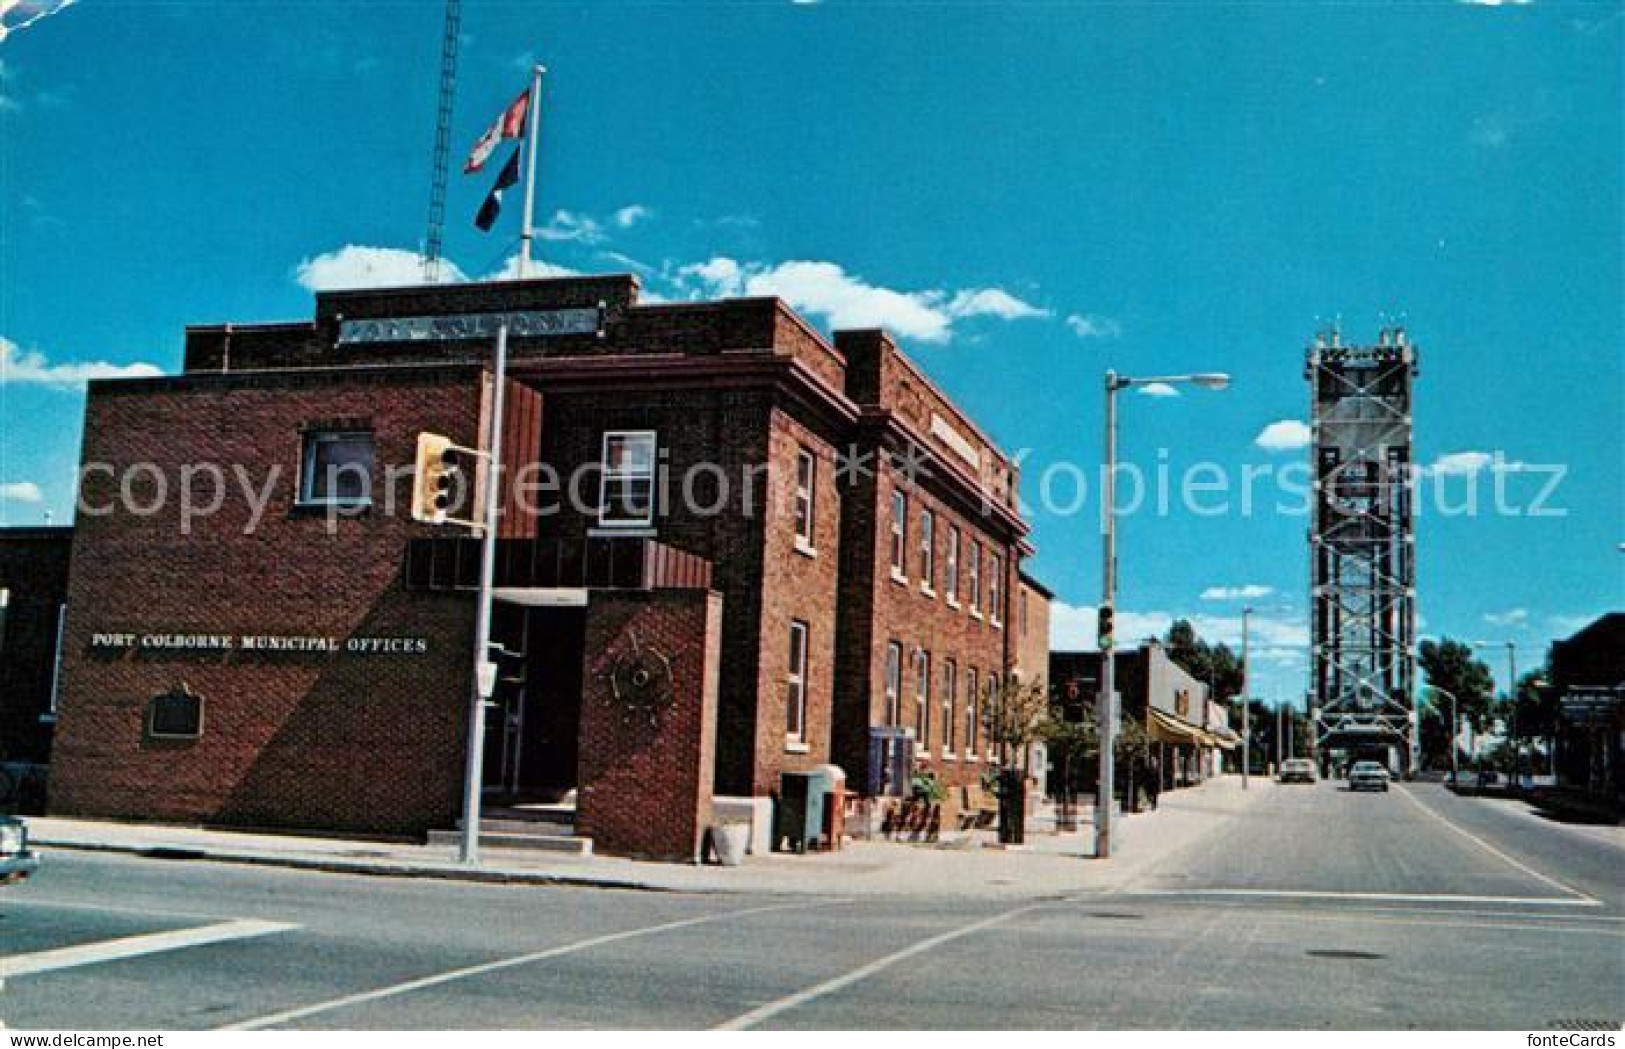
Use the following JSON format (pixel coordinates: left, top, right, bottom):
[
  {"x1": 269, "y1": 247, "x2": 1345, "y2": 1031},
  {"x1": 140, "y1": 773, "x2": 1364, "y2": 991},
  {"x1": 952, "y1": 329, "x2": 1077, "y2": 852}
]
[{"x1": 775, "y1": 771, "x2": 826, "y2": 853}]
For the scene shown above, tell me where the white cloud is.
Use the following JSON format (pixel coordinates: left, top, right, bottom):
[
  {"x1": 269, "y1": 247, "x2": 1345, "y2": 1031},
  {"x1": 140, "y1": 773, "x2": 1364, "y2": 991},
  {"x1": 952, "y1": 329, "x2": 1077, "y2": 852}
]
[
  {"x1": 0, "y1": 481, "x2": 44, "y2": 504},
  {"x1": 1459, "y1": 0, "x2": 1532, "y2": 6},
  {"x1": 674, "y1": 257, "x2": 1047, "y2": 344},
  {"x1": 1, "y1": 336, "x2": 162, "y2": 387},
  {"x1": 482, "y1": 254, "x2": 580, "y2": 281},
  {"x1": 1201, "y1": 585, "x2": 1275, "y2": 601},
  {"x1": 944, "y1": 289, "x2": 1050, "y2": 322},
  {"x1": 0, "y1": 1, "x2": 78, "y2": 45},
  {"x1": 1420, "y1": 450, "x2": 1532, "y2": 477},
  {"x1": 293, "y1": 245, "x2": 463, "y2": 291},
  {"x1": 538, "y1": 209, "x2": 607, "y2": 245},
  {"x1": 1136, "y1": 382, "x2": 1179, "y2": 398},
  {"x1": 1483, "y1": 608, "x2": 1529, "y2": 627},
  {"x1": 1065, "y1": 313, "x2": 1122, "y2": 340},
  {"x1": 612, "y1": 205, "x2": 651, "y2": 229},
  {"x1": 1254, "y1": 419, "x2": 1311, "y2": 451}
]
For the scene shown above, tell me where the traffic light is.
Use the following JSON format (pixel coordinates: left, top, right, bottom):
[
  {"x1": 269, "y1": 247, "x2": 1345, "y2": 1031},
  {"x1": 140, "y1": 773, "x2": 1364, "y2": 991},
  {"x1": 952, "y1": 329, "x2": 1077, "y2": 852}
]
[
  {"x1": 1097, "y1": 604, "x2": 1115, "y2": 649},
  {"x1": 412, "y1": 432, "x2": 459, "y2": 524}
]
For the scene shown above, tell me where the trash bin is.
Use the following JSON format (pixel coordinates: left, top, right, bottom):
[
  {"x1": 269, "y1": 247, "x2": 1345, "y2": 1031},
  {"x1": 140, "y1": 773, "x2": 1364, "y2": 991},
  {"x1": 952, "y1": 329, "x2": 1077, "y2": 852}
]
[
  {"x1": 776, "y1": 771, "x2": 826, "y2": 853},
  {"x1": 818, "y1": 764, "x2": 846, "y2": 851},
  {"x1": 997, "y1": 768, "x2": 1026, "y2": 845},
  {"x1": 711, "y1": 821, "x2": 749, "y2": 866}
]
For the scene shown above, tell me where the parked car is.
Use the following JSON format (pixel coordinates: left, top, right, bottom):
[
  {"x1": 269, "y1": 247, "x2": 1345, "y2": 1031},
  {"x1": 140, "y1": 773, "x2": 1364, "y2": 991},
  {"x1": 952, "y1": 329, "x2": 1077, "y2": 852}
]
[
  {"x1": 1278, "y1": 758, "x2": 1316, "y2": 784},
  {"x1": 1348, "y1": 761, "x2": 1391, "y2": 793},
  {"x1": 1, "y1": 816, "x2": 41, "y2": 884}
]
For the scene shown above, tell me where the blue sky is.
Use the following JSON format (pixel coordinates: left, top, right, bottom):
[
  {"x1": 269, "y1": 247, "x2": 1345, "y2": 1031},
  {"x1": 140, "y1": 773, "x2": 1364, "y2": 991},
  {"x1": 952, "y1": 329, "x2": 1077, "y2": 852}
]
[{"x1": 1, "y1": 0, "x2": 1620, "y2": 705}]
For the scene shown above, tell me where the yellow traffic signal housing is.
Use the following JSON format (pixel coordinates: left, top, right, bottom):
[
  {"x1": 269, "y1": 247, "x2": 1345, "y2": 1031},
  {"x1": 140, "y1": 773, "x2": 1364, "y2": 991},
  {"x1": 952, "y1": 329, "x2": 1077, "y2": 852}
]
[{"x1": 412, "y1": 432, "x2": 458, "y2": 524}]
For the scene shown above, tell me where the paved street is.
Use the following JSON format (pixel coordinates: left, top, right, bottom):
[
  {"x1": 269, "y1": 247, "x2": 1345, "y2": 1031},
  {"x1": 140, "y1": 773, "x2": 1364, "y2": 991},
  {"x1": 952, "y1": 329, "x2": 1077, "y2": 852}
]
[{"x1": 3, "y1": 780, "x2": 1620, "y2": 1030}]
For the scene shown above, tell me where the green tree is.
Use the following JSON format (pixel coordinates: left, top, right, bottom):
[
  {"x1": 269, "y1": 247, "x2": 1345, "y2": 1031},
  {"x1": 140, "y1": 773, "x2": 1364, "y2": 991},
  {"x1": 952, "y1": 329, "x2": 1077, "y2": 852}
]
[
  {"x1": 1164, "y1": 619, "x2": 1244, "y2": 701},
  {"x1": 1419, "y1": 637, "x2": 1496, "y2": 738}
]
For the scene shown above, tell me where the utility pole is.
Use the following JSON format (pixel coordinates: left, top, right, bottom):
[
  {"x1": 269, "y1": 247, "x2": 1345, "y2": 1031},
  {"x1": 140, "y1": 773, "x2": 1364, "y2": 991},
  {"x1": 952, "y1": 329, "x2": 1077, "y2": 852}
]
[
  {"x1": 1241, "y1": 606, "x2": 1252, "y2": 789},
  {"x1": 457, "y1": 322, "x2": 510, "y2": 865}
]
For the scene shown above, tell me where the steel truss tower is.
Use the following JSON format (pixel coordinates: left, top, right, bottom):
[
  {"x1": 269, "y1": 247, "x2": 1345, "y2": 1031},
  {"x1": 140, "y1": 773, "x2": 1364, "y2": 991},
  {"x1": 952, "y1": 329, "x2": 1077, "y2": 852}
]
[{"x1": 1308, "y1": 328, "x2": 1420, "y2": 774}]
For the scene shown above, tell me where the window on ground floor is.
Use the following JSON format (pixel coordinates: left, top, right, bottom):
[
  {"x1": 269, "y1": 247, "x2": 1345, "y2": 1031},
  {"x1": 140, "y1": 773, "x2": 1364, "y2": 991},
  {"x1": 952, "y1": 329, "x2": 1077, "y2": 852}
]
[{"x1": 786, "y1": 620, "x2": 809, "y2": 744}]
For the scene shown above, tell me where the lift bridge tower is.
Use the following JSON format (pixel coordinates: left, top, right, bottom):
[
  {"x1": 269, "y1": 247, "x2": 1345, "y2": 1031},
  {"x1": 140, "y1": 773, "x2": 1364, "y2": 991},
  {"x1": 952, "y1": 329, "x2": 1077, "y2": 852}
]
[{"x1": 1308, "y1": 327, "x2": 1420, "y2": 775}]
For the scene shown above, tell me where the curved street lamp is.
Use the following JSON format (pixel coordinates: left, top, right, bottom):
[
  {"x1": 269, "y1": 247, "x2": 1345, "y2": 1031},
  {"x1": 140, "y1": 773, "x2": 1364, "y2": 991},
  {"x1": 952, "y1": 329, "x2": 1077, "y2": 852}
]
[{"x1": 1095, "y1": 370, "x2": 1232, "y2": 860}]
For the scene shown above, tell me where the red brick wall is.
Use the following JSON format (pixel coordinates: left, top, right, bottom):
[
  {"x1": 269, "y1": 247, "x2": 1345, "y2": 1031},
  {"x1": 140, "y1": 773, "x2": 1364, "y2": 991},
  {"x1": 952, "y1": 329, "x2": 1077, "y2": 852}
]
[
  {"x1": 577, "y1": 588, "x2": 720, "y2": 861},
  {"x1": 0, "y1": 528, "x2": 72, "y2": 766},
  {"x1": 749, "y1": 409, "x2": 845, "y2": 795},
  {"x1": 49, "y1": 368, "x2": 488, "y2": 837}
]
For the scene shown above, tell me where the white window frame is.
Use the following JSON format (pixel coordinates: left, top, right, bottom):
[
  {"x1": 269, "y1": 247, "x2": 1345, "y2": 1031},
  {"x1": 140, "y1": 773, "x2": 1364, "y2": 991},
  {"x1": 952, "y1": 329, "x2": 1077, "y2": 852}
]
[
  {"x1": 298, "y1": 430, "x2": 375, "y2": 508},
  {"x1": 914, "y1": 648, "x2": 931, "y2": 745},
  {"x1": 945, "y1": 525, "x2": 961, "y2": 607},
  {"x1": 985, "y1": 676, "x2": 999, "y2": 759},
  {"x1": 919, "y1": 509, "x2": 936, "y2": 595},
  {"x1": 597, "y1": 430, "x2": 658, "y2": 530},
  {"x1": 793, "y1": 448, "x2": 817, "y2": 554},
  {"x1": 967, "y1": 541, "x2": 983, "y2": 618},
  {"x1": 989, "y1": 553, "x2": 1003, "y2": 625},
  {"x1": 965, "y1": 667, "x2": 979, "y2": 760},
  {"x1": 786, "y1": 620, "x2": 809, "y2": 748},
  {"x1": 942, "y1": 658, "x2": 957, "y2": 758},
  {"x1": 889, "y1": 490, "x2": 908, "y2": 581},
  {"x1": 884, "y1": 641, "x2": 902, "y2": 726}
]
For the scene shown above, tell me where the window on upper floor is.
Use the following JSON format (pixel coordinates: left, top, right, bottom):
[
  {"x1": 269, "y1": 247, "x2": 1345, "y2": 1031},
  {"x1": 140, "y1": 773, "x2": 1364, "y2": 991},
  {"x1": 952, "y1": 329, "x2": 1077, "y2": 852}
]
[
  {"x1": 598, "y1": 431, "x2": 657, "y2": 529},
  {"x1": 965, "y1": 667, "x2": 979, "y2": 756},
  {"x1": 889, "y1": 490, "x2": 907, "y2": 578},
  {"x1": 945, "y1": 525, "x2": 961, "y2": 605},
  {"x1": 919, "y1": 509, "x2": 935, "y2": 592},
  {"x1": 967, "y1": 541, "x2": 982, "y2": 613},
  {"x1": 793, "y1": 448, "x2": 816, "y2": 551},
  {"x1": 914, "y1": 648, "x2": 931, "y2": 745},
  {"x1": 989, "y1": 553, "x2": 1003, "y2": 624},
  {"x1": 884, "y1": 641, "x2": 902, "y2": 726},
  {"x1": 786, "y1": 620, "x2": 809, "y2": 744},
  {"x1": 299, "y1": 430, "x2": 374, "y2": 507}
]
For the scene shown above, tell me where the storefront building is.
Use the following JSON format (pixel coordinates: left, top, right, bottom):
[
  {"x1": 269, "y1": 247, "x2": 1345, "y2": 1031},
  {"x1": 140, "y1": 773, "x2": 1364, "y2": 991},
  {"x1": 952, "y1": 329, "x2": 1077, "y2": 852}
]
[{"x1": 45, "y1": 274, "x2": 1037, "y2": 859}]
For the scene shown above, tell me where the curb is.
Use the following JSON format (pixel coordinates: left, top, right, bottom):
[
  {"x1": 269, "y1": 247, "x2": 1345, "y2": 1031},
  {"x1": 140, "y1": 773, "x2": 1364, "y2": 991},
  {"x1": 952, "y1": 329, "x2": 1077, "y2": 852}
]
[{"x1": 30, "y1": 838, "x2": 745, "y2": 895}]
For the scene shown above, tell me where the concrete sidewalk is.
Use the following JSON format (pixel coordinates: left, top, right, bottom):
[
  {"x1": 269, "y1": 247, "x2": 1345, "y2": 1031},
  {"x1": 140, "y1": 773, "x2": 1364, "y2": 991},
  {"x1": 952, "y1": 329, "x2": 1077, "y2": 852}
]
[{"x1": 26, "y1": 776, "x2": 1270, "y2": 898}]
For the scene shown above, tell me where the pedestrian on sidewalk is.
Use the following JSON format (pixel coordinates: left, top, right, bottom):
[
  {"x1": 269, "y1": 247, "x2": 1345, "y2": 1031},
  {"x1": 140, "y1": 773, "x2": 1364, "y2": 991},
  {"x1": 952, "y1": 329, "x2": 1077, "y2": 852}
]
[{"x1": 1146, "y1": 757, "x2": 1161, "y2": 810}]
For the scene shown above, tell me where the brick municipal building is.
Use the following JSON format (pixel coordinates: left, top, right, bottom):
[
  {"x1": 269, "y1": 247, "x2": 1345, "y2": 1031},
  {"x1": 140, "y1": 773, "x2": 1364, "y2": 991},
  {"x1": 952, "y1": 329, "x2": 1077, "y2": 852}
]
[{"x1": 0, "y1": 274, "x2": 1052, "y2": 861}]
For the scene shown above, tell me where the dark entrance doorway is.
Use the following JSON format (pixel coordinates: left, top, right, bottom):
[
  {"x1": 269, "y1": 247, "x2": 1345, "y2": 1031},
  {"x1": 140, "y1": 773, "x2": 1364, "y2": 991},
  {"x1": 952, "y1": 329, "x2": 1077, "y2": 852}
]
[{"x1": 483, "y1": 600, "x2": 587, "y2": 802}]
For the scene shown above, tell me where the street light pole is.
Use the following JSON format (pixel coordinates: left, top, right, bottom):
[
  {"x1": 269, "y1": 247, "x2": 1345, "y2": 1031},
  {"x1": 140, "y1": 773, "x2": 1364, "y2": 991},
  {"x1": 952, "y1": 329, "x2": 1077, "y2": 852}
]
[
  {"x1": 1505, "y1": 641, "x2": 1518, "y2": 787},
  {"x1": 1094, "y1": 369, "x2": 1229, "y2": 859},
  {"x1": 1096, "y1": 371, "x2": 1119, "y2": 861},
  {"x1": 1241, "y1": 606, "x2": 1251, "y2": 789}
]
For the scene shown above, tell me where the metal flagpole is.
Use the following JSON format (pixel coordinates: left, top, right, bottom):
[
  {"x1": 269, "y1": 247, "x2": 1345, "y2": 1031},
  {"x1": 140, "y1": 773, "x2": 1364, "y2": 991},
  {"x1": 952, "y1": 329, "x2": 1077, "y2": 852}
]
[
  {"x1": 459, "y1": 321, "x2": 509, "y2": 865},
  {"x1": 517, "y1": 63, "x2": 545, "y2": 278}
]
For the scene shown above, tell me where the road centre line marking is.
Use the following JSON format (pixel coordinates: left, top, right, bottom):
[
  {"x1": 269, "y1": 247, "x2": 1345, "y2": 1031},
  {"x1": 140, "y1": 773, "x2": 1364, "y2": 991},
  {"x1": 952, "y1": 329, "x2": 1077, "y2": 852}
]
[
  {"x1": 714, "y1": 903, "x2": 1044, "y2": 1031},
  {"x1": 1123, "y1": 888, "x2": 1601, "y2": 907},
  {"x1": 1393, "y1": 783, "x2": 1595, "y2": 901},
  {"x1": 219, "y1": 899, "x2": 830, "y2": 1031},
  {"x1": 1, "y1": 919, "x2": 299, "y2": 979}
]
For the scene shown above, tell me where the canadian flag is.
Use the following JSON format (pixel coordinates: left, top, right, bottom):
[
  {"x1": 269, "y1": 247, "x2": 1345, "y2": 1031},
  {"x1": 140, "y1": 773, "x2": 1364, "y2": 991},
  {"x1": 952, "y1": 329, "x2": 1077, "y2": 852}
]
[{"x1": 463, "y1": 89, "x2": 530, "y2": 174}]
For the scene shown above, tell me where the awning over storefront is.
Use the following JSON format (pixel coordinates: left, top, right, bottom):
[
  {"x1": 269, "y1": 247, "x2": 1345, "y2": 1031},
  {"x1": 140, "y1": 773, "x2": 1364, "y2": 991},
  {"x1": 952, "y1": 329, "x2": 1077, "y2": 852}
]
[{"x1": 1148, "y1": 707, "x2": 1218, "y2": 747}]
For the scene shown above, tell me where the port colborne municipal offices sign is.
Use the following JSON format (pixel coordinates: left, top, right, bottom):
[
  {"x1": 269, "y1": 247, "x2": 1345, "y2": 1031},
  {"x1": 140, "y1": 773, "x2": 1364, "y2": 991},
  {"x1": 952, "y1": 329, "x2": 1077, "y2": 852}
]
[{"x1": 89, "y1": 632, "x2": 431, "y2": 655}]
